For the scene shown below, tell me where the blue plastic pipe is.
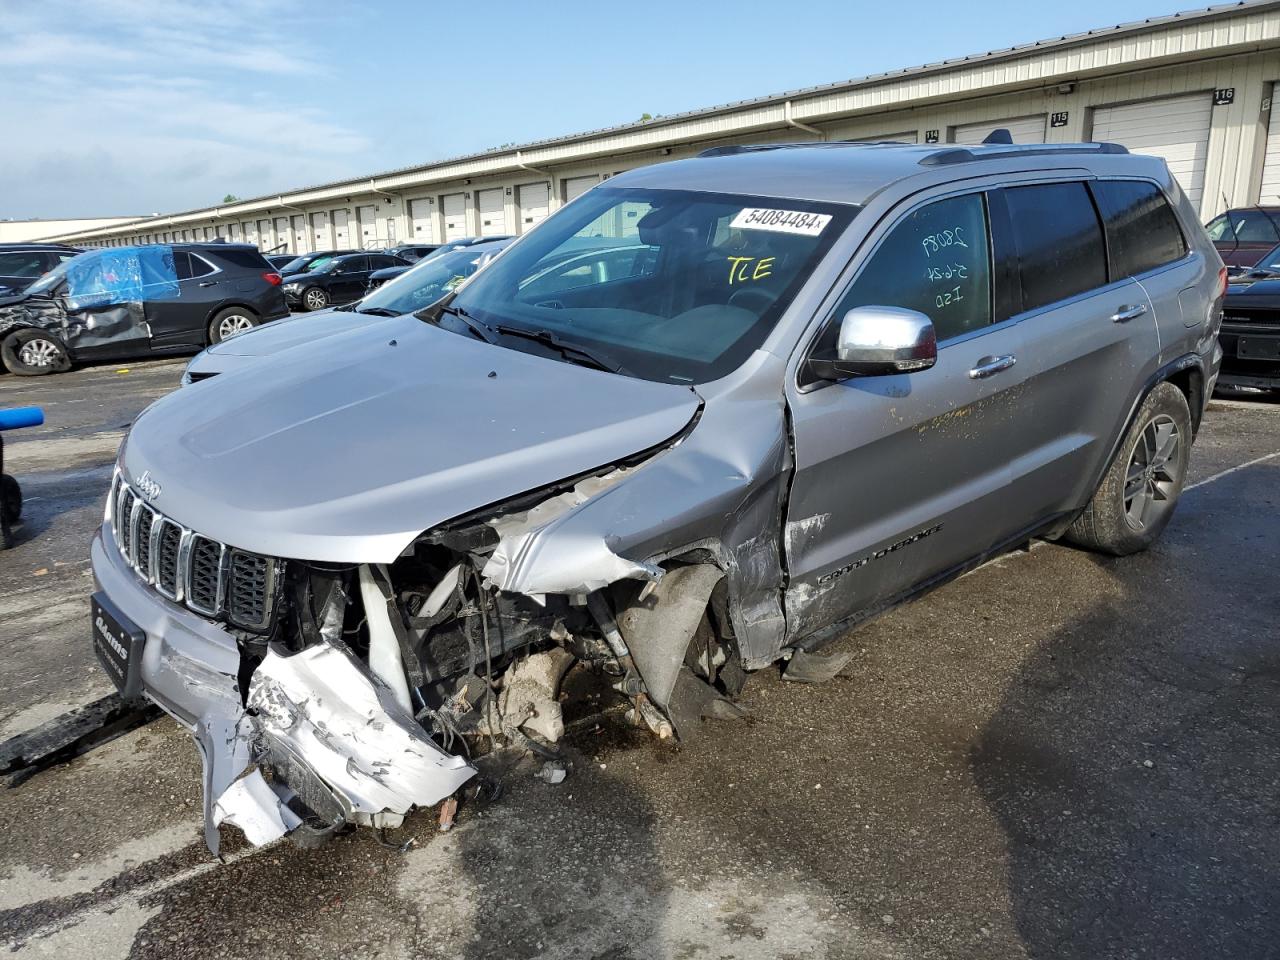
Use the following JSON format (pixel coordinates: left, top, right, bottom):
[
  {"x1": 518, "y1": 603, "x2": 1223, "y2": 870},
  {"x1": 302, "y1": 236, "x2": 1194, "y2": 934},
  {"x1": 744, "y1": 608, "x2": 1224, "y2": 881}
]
[{"x1": 0, "y1": 406, "x2": 44, "y2": 430}]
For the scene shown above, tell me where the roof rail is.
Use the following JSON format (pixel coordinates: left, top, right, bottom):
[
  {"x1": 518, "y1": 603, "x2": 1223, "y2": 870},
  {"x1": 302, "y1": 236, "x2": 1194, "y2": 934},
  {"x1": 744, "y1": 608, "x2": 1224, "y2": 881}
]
[{"x1": 919, "y1": 141, "x2": 1130, "y2": 166}]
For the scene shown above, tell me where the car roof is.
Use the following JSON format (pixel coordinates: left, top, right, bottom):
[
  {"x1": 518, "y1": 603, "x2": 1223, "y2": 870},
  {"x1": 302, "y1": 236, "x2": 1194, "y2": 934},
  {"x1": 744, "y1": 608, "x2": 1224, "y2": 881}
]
[
  {"x1": 607, "y1": 140, "x2": 1160, "y2": 206},
  {"x1": 0, "y1": 242, "x2": 83, "y2": 251}
]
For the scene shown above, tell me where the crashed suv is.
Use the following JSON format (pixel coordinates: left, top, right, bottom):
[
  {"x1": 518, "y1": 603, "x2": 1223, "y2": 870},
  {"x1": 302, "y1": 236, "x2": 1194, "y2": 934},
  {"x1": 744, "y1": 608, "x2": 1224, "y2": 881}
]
[{"x1": 91, "y1": 139, "x2": 1223, "y2": 853}]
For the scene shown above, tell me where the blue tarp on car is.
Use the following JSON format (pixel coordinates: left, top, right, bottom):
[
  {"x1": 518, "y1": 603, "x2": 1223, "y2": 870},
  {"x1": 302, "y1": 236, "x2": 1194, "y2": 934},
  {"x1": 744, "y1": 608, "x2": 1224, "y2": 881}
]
[{"x1": 64, "y1": 246, "x2": 180, "y2": 310}]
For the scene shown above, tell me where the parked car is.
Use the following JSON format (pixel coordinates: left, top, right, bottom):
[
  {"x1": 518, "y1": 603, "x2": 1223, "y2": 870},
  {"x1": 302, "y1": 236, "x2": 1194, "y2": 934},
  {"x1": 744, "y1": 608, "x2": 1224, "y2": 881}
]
[
  {"x1": 384, "y1": 244, "x2": 442, "y2": 263},
  {"x1": 1218, "y1": 246, "x2": 1280, "y2": 390},
  {"x1": 183, "y1": 239, "x2": 514, "y2": 382},
  {"x1": 0, "y1": 243, "x2": 83, "y2": 295},
  {"x1": 92, "y1": 139, "x2": 1222, "y2": 854},
  {"x1": 367, "y1": 237, "x2": 515, "y2": 291},
  {"x1": 281, "y1": 252, "x2": 409, "y2": 310},
  {"x1": 1205, "y1": 206, "x2": 1280, "y2": 271},
  {"x1": 265, "y1": 253, "x2": 300, "y2": 271},
  {"x1": 0, "y1": 243, "x2": 286, "y2": 375},
  {"x1": 273, "y1": 250, "x2": 359, "y2": 276}
]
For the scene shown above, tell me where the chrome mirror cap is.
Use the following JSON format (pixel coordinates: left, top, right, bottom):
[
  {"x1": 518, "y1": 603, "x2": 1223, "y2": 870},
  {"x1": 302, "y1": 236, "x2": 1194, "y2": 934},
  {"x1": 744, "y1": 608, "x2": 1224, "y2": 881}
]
[{"x1": 809, "y1": 306, "x2": 938, "y2": 381}]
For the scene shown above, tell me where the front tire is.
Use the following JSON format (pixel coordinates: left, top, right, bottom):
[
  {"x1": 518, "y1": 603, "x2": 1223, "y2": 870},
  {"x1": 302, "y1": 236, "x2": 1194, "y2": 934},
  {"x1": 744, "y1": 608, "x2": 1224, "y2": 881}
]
[
  {"x1": 1065, "y1": 382, "x2": 1192, "y2": 556},
  {"x1": 208, "y1": 307, "x2": 260, "y2": 345},
  {"x1": 1, "y1": 330, "x2": 70, "y2": 376},
  {"x1": 301, "y1": 287, "x2": 329, "y2": 311}
]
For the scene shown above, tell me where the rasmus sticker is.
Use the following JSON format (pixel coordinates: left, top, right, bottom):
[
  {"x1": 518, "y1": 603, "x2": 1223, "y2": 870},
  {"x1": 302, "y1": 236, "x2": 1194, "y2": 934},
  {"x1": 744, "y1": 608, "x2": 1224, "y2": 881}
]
[{"x1": 730, "y1": 208, "x2": 832, "y2": 236}]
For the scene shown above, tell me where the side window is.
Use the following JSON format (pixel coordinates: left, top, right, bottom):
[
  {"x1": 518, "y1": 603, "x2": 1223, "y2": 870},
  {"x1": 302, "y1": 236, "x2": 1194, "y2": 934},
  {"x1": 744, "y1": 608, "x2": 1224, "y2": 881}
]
[
  {"x1": 1091, "y1": 180, "x2": 1187, "y2": 278},
  {"x1": 187, "y1": 254, "x2": 216, "y2": 278},
  {"x1": 1003, "y1": 182, "x2": 1107, "y2": 312},
  {"x1": 1204, "y1": 214, "x2": 1234, "y2": 243},
  {"x1": 172, "y1": 251, "x2": 195, "y2": 281},
  {"x1": 831, "y1": 192, "x2": 993, "y2": 342},
  {"x1": 0, "y1": 251, "x2": 51, "y2": 278}
]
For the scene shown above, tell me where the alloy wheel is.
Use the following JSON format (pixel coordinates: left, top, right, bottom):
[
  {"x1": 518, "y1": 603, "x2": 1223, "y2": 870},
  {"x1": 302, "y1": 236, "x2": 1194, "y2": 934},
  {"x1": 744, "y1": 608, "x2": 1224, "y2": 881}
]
[
  {"x1": 304, "y1": 289, "x2": 326, "y2": 310},
  {"x1": 217, "y1": 314, "x2": 254, "y2": 340},
  {"x1": 1123, "y1": 414, "x2": 1181, "y2": 531},
  {"x1": 18, "y1": 338, "x2": 59, "y2": 368}
]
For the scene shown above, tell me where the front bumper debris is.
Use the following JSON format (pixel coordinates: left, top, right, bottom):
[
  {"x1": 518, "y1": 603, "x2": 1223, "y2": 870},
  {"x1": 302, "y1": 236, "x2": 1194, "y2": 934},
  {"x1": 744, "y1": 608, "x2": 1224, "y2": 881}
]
[{"x1": 91, "y1": 526, "x2": 476, "y2": 854}]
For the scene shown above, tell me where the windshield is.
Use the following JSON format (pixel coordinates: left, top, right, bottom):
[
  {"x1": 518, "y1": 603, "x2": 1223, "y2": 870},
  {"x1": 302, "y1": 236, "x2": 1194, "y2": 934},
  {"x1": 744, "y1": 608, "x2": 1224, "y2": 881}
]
[
  {"x1": 307, "y1": 256, "x2": 337, "y2": 273},
  {"x1": 447, "y1": 187, "x2": 853, "y2": 383},
  {"x1": 279, "y1": 256, "x2": 311, "y2": 273},
  {"x1": 362, "y1": 246, "x2": 500, "y2": 314}
]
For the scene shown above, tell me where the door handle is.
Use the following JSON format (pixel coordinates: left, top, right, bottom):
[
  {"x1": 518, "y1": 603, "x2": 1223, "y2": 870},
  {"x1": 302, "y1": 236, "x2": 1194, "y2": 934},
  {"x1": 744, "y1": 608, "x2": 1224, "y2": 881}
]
[
  {"x1": 1110, "y1": 303, "x2": 1148, "y2": 323},
  {"x1": 198, "y1": 281, "x2": 218, "y2": 287},
  {"x1": 968, "y1": 354, "x2": 1017, "y2": 379}
]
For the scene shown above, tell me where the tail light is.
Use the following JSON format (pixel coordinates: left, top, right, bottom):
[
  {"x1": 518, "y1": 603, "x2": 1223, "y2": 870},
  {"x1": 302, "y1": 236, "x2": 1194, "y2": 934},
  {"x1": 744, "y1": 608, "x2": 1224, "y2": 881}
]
[{"x1": 263, "y1": 272, "x2": 282, "y2": 286}]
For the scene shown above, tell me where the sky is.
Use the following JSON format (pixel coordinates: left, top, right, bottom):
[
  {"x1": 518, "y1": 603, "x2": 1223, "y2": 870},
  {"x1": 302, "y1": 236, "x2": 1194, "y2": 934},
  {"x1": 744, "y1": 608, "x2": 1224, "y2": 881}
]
[{"x1": 0, "y1": 0, "x2": 1198, "y2": 220}]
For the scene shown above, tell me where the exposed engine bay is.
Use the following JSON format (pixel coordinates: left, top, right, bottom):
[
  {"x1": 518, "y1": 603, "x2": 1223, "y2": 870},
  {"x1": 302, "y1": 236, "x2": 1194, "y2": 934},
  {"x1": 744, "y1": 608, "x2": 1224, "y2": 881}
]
[{"x1": 200, "y1": 467, "x2": 749, "y2": 853}]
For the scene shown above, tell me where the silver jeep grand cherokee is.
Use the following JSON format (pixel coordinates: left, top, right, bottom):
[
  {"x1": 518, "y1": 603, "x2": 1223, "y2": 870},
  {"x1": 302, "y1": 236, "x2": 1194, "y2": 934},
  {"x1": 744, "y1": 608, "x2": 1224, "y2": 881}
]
[{"x1": 91, "y1": 139, "x2": 1223, "y2": 852}]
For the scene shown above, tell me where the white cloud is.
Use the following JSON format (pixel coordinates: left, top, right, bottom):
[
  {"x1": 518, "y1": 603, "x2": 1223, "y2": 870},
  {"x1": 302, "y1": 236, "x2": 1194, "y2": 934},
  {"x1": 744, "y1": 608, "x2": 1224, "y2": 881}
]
[{"x1": 0, "y1": 0, "x2": 375, "y2": 216}]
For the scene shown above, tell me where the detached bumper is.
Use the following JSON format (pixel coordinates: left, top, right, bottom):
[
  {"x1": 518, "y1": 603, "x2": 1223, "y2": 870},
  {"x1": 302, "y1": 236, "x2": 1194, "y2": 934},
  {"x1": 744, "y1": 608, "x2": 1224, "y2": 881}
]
[{"x1": 90, "y1": 525, "x2": 476, "y2": 854}]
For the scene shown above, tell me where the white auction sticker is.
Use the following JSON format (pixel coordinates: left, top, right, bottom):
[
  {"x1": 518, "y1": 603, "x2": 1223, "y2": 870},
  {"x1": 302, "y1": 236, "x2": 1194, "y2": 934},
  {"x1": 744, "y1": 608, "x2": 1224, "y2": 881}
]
[{"x1": 730, "y1": 207, "x2": 832, "y2": 236}]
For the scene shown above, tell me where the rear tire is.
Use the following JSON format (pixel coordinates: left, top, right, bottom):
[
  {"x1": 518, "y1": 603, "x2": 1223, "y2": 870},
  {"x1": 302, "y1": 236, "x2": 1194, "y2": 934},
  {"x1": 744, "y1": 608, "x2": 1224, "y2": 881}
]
[
  {"x1": 301, "y1": 286, "x2": 329, "y2": 311},
  {"x1": 1, "y1": 330, "x2": 70, "y2": 376},
  {"x1": 1, "y1": 474, "x2": 20, "y2": 525},
  {"x1": 208, "y1": 307, "x2": 260, "y2": 345},
  {"x1": 1065, "y1": 381, "x2": 1192, "y2": 556}
]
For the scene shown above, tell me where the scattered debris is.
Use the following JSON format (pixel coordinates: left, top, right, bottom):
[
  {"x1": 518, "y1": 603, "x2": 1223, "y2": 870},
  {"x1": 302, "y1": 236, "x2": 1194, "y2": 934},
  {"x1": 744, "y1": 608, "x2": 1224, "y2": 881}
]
[
  {"x1": 782, "y1": 648, "x2": 854, "y2": 683},
  {"x1": 0, "y1": 694, "x2": 160, "y2": 787}
]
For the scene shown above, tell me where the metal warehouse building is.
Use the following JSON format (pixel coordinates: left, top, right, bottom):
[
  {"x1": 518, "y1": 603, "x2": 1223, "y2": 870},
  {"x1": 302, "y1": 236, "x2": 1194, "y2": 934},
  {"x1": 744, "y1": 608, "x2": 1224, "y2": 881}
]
[{"x1": 53, "y1": 0, "x2": 1280, "y2": 251}]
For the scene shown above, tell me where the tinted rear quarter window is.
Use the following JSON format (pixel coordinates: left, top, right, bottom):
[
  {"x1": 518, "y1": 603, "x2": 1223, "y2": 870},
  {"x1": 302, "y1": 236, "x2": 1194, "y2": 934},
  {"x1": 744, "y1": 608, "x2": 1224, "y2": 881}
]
[
  {"x1": 1091, "y1": 180, "x2": 1187, "y2": 278},
  {"x1": 1003, "y1": 182, "x2": 1107, "y2": 312},
  {"x1": 210, "y1": 248, "x2": 273, "y2": 272}
]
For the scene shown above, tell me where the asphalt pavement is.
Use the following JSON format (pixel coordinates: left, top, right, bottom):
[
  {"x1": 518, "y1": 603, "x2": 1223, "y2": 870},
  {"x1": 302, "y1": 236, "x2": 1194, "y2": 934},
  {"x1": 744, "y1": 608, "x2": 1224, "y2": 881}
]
[{"x1": 1, "y1": 360, "x2": 1278, "y2": 959}]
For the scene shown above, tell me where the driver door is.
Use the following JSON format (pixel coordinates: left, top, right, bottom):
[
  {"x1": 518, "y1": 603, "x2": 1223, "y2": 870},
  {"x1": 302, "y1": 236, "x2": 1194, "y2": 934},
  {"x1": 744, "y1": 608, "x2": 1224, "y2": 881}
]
[{"x1": 783, "y1": 188, "x2": 1029, "y2": 640}]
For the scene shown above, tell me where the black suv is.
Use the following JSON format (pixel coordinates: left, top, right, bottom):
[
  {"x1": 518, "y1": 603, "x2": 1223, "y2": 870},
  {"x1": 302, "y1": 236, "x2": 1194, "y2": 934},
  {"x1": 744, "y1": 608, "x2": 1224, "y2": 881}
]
[
  {"x1": 0, "y1": 244, "x2": 83, "y2": 296},
  {"x1": 281, "y1": 252, "x2": 409, "y2": 310},
  {"x1": 384, "y1": 244, "x2": 441, "y2": 263},
  {"x1": 0, "y1": 243, "x2": 287, "y2": 376}
]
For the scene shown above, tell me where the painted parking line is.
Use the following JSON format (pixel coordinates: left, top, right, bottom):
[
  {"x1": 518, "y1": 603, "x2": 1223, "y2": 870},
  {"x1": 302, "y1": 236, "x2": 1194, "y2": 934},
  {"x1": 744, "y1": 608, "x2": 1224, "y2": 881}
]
[{"x1": 1184, "y1": 450, "x2": 1280, "y2": 491}]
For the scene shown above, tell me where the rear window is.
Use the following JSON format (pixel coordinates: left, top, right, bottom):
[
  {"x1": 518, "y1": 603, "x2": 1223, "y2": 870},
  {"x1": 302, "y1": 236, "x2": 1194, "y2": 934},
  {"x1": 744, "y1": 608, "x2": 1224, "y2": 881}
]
[
  {"x1": 1003, "y1": 182, "x2": 1107, "y2": 312},
  {"x1": 209, "y1": 248, "x2": 273, "y2": 272},
  {"x1": 1091, "y1": 180, "x2": 1187, "y2": 278}
]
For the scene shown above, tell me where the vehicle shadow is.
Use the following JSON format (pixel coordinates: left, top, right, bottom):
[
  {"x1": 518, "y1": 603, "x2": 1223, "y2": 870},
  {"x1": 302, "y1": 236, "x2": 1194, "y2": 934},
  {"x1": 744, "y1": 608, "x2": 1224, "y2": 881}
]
[{"x1": 971, "y1": 473, "x2": 1280, "y2": 957}]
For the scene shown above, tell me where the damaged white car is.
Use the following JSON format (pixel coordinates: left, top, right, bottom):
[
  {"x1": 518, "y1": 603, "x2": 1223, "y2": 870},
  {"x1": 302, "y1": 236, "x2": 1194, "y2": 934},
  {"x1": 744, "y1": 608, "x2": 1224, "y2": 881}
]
[{"x1": 90, "y1": 140, "x2": 1220, "y2": 853}]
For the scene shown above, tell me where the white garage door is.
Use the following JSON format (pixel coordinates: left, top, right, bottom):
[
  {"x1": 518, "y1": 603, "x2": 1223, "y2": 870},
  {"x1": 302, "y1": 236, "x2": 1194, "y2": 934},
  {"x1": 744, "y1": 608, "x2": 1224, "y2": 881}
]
[
  {"x1": 357, "y1": 204, "x2": 377, "y2": 247},
  {"x1": 1257, "y1": 89, "x2": 1280, "y2": 204},
  {"x1": 1090, "y1": 93, "x2": 1212, "y2": 208},
  {"x1": 477, "y1": 188, "x2": 506, "y2": 236},
  {"x1": 517, "y1": 182, "x2": 550, "y2": 232},
  {"x1": 241, "y1": 221, "x2": 255, "y2": 245},
  {"x1": 442, "y1": 193, "x2": 468, "y2": 240},
  {"x1": 274, "y1": 217, "x2": 289, "y2": 250},
  {"x1": 332, "y1": 209, "x2": 350, "y2": 246},
  {"x1": 953, "y1": 115, "x2": 1046, "y2": 144},
  {"x1": 257, "y1": 219, "x2": 272, "y2": 248},
  {"x1": 409, "y1": 198, "x2": 434, "y2": 242},
  {"x1": 563, "y1": 175, "x2": 599, "y2": 202},
  {"x1": 291, "y1": 215, "x2": 306, "y2": 252},
  {"x1": 310, "y1": 211, "x2": 329, "y2": 248}
]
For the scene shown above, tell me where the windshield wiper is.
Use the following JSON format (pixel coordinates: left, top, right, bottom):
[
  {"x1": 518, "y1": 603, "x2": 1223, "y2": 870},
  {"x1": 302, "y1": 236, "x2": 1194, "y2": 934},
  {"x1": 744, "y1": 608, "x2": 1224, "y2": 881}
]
[
  {"x1": 426, "y1": 302, "x2": 497, "y2": 343},
  {"x1": 355, "y1": 306, "x2": 401, "y2": 317},
  {"x1": 493, "y1": 325, "x2": 628, "y2": 376}
]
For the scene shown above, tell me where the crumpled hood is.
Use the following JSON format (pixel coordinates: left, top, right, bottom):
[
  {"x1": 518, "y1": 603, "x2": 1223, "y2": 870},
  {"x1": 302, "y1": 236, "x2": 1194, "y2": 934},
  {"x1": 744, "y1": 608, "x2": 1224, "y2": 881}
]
[{"x1": 123, "y1": 314, "x2": 701, "y2": 563}]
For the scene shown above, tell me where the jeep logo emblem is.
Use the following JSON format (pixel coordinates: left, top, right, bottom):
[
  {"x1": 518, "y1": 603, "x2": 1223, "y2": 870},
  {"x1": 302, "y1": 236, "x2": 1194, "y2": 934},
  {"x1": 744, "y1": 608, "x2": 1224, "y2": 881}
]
[{"x1": 135, "y1": 470, "x2": 162, "y2": 501}]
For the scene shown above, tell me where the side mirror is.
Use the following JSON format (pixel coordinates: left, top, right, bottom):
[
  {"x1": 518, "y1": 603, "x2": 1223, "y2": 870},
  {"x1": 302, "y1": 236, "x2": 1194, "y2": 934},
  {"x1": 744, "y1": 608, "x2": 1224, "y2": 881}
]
[{"x1": 808, "y1": 306, "x2": 937, "y2": 381}]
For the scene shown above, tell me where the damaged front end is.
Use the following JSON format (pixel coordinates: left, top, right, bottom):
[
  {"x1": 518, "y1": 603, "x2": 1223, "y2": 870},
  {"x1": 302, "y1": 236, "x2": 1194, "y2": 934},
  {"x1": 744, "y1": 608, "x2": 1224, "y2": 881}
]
[{"x1": 97, "y1": 448, "x2": 747, "y2": 855}]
